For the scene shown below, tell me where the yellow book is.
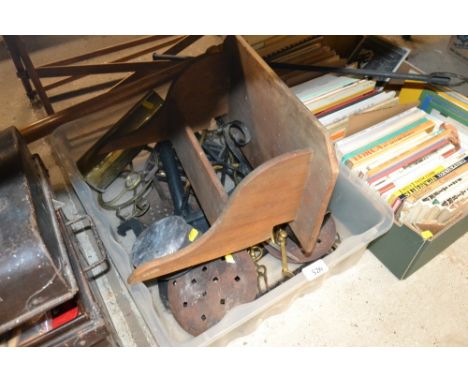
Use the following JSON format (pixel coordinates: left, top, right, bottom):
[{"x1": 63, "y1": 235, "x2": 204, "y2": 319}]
[
  {"x1": 406, "y1": 162, "x2": 468, "y2": 203},
  {"x1": 399, "y1": 80, "x2": 426, "y2": 104},
  {"x1": 399, "y1": 82, "x2": 467, "y2": 110},
  {"x1": 387, "y1": 165, "x2": 445, "y2": 205},
  {"x1": 436, "y1": 90, "x2": 468, "y2": 110}
]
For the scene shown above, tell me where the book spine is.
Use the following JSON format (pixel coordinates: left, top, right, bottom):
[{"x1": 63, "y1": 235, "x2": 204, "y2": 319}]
[
  {"x1": 420, "y1": 90, "x2": 468, "y2": 125},
  {"x1": 344, "y1": 119, "x2": 435, "y2": 167},
  {"x1": 391, "y1": 155, "x2": 468, "y2": 207},
  {"x1": 340, "y1": 114, "x2": 426, "y2": 162},
  {"x1": 366, "y1": 124, "x2": 459, "y2": 181},
  {"x1": 315, "y1": 89, "x2": 378, "y2": 118},
  {"x1": 427, "y1": 100, "x2": 468, "y2": 126},
  {"x1": 336, "y1": 107, "x2": 423, "y2": 157},
  {"x1": 367, "y1": 139, "x2": 452, "y2": 184},
  {"x1": 440, "y1": 188, "x2": 467, "y2": 208},
  {"x1": 407, "y1": 162, "x2": 468, "y2": 203},
  {"x1": 423, "y1": 175, "x2": 467, "y2": 204},
  {"x1": 421, "y1": 89, "x2": 467, "y2": 114},
  {"x1": 387, "y1": 165, "x2": 446, "y2": 207}
]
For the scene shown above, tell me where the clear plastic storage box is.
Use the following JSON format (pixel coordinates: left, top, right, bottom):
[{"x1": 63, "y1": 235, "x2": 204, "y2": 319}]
[{"x1": 49, "y1": 98, "x2": 393, "y2": 346}]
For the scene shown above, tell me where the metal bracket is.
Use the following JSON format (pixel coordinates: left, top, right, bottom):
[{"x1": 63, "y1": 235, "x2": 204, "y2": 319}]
[
  {"x1": 66, "y1": 215, "x2": 108, "y2": 274},
  {"x1": 275, "y1": 229, "x2": 294, "y2": 279}
]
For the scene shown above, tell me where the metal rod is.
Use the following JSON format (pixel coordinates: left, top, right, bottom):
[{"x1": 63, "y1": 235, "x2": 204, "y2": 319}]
[
  {"x1": 268, "y1": 62, "x2": 460, "y2": 86},
  {"x1": 157, "y1": 141, "x2": 186, "y2": 216}
]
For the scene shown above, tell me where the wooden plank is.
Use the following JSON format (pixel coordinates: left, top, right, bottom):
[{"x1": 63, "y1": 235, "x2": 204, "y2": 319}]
[
  {"x1": 255, "y1": 36, "x2": 311, "y2": 58},
  {"x1": 42, "y1": 36, "x2": 185, "y2": 91},
  {"x1": 36, "y1": 61, "x2": 173, "y2": 77},
  {"x1": 40, "y1": 35, "x2": 170, "y2": 67},
  {"x1": 2, "y1": 36, "x2": 36, "y2": 100},
  {"x1": 281, "y1": 56, "x2": 346, "y2": 87},
  {"x1": 269, "y1": 42, "x2": 323, "y2": 63},
  {"x1": 100, "y1": 36, "x2": 338, "y2": 256},
  {"x1": 171, "y1": 126, "x2": 228, "y2": 224},
  {"x1": 163, "y1": 35, "x2": 203, "y2": 55},
  {"x1": 48, "y1": 79, "x2": 122, "y2": 103},
  {"x1": 20, "y1": 61, "x2": 188, "y2": 142},
  {"x1": 98, "y1": 50, "x2": 229, "y2": 153},
  {"x1": 6, "y1": 36, "x2": 54, "y2": 115},
  {"x1": 225, "y1": 36, "x2": 339, "y2": 254},
  {"x1": 128, "y1": 149, "x2": 313, "y2": 283},
  {"x1": 107, "y1": 36, "x2": 203, "y2": 92}
]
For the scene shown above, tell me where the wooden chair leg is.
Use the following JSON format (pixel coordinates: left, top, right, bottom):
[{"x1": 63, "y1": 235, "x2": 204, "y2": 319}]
[
  {"x1": 3, "y1": 36, "x2": 36, "y2": 101},
  {"x1": 7, "y1": 36, "x2": 54, "y2": 115}
]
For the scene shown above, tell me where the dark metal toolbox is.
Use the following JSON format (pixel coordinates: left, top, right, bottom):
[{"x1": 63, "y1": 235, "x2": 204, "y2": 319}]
[
  {"x1": 0, "y1": 127, "x2": 112, "y2": 345},
  {"x1": 0, "y1": 127, "x2": 78, "y2": 334}
]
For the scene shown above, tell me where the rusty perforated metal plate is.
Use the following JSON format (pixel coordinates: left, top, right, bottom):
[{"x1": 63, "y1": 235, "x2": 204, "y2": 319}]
[{"x1": 167, "y1": 250, "x2": 257, "y2": 336}]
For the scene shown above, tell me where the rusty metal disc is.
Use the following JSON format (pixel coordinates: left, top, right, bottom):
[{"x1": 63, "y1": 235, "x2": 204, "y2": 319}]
[
  {"x1": 166, "y1": 250, "x2": 257, "y2": 336},
  {"x1": 266, "y1": 213, "x2": 337, "y2": 264}
]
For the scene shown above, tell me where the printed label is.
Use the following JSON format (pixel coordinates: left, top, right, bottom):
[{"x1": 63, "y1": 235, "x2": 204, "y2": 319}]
[{"x1": 302, "y1": 259, "x2": 329, "y2": 281}]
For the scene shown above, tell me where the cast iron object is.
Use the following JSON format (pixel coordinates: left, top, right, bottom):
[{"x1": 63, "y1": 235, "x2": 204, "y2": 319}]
[
  {"x1": 0, "y1": 127, "x2": 77, "y2": 335},
  {"x1": 167, "y1": 250, "x2": 257, "y2": 336},
  {"x1": 155, "y1": 142, "x2": 209, "y2": 230},
  {"x1": 265, "y1": 213, "x2": 337, "y2": 264},
  {"x1": 157, "y1": 141, "x2": 186, "y2": 216}
]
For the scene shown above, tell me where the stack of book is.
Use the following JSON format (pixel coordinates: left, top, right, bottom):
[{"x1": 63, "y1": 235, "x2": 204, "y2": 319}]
[
  {"x1": 335, "y1": 104, "x2": 467, "y2": 235},
  {"x1": 419, "y1": 87, "x2": 468, "y2": 140},
  {"x1": 292, "y1": 74, "x2": 399, "y2": 141}
]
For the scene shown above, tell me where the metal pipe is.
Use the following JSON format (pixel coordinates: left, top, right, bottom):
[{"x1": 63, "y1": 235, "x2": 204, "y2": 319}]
[
  {"x1": 157, "y1": 141, "x2": 185, "y2": 216},
  {"x1": 268, "y1": 62, "x2": 468, "y2": 87}
]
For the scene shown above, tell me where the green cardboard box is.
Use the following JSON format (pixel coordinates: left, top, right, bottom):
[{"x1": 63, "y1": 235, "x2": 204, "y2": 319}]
[
  {"x1": 335, "y1": 84, "x2": 467, "y2": 280},
  {"x1": 369, "y1": 215, "x2": 467, "y2": 279}
]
